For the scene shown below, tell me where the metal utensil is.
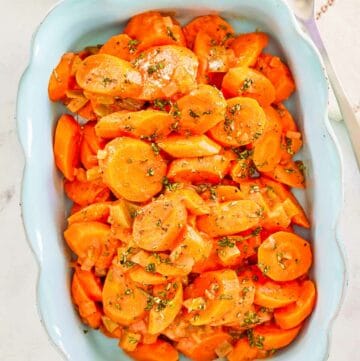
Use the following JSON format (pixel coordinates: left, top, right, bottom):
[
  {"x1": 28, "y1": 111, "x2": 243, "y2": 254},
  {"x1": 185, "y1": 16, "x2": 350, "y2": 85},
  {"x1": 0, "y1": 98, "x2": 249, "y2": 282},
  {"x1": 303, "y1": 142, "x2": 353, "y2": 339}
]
[{"x1": 288, "y1": 0, "x2": 360, "y2": 167}]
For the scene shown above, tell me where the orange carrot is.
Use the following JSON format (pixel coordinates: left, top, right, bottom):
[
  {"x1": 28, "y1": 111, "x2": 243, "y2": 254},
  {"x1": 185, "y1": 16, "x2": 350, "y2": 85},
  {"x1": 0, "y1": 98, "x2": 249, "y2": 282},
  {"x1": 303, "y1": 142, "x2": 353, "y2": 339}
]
[
  {"x1": 258, "y1": 231, "x2": 312, "y2": 281},
  {"x1": 127, "y1": 266, "x2": 169, "y2": 286},
  {"x1": 174, "y1": 84, "x2": 227, "y2": 135},
  {"x1": 255, "y1": 53, "x2": 295, "y2": 103},
  {"x1": 76, "y1": 54, "x2": 142, "y2": 98},
  {"x1": 231, "y1": 32, "x2": 269, "y2": 67},
  {"x1": 49, "y1": 53, "x2": 76, "y2": 101},
  {"x1": 222, "y1": 67, "x2": 276, "y2": 106},
  {"x1": 133, "y1": 197, "x2": 187, "y2": 251},
  {"x1": 208, "y1": 97, "x2": 266, "y2": 146},
  {"x1": 75, "y1": 266, "x2": 103, "y2": 302},
  {"x1": 99, "y1": 33, "x2": 134, "y2": 60},
  {"x1": 80, "y1": 121, "x2": 105, "y2": 169},
  {"x1": 54, "y1": 114, "x2": 81, "y2": 181},
  {"x1": 227, "y1": 338, "x2": 258, "y2": 361},
  {"x1": 99, "y1": 137, "x2": 167, "y2": 202},
  {"x1": 273, "y1": 103, "x2": 298, "y2": 132},
  {"x1": 274, "y1": 280, "x2": 316, "y2": 329},
  {"x1": 127, "y1": 340, "x2": 179, "y2": 361},
  {"x1": 263, "y1": 160, "x2": 305, "y2": 188},
  {"x1": 197, "y1": 200, "x2": 263, "y2": 237}
]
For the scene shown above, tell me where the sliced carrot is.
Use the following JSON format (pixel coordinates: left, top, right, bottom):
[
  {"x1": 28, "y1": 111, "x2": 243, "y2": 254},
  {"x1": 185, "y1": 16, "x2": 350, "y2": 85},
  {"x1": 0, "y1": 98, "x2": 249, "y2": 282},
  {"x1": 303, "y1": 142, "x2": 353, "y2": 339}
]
[
  {"x1": 280, "y1": 132, "x2": 303, "y2": 164},
  {"x1": 101, "y1": 316, "x2": 122, "y2": 338},
  {"x1": 48, "y1": 53, "x2": 76, "y2": 101},
  {"x1": 54, "y1": 114, "x2": 81, "y2": 181},
  {"x1": 274, "y1": 280, "x2": 316, "y2": 329},
  {"x1": 99, "y1": 33, "x2": 134, "y2": 60},
  {"x1": 222, "y1": 67, "x2": 276, "y2": 106},
  {"x1": 258, "y1": 231, "x2": 312, "y2": 281},
  {"x1": 80, "y1": 121, "x2": 105, "y2": 169},
  {"x1": 95, "y1": 109, "x2": 173, "y2": 140},
  {"x1": 127, "y1": 265, "x2": 169, "y2": 286},
  {"x1": 148, "y1": 281, "x2": 183, "y2": 334},
  {"x1": 125, "y1": 11, "x2": 186, "y2": 52},
  {"x1": 99, "y1": 137, "x2": 167, "y2": 202},
  {"x1": 177, "y1": 331, "x2": 232, "y2": 361},
  {"x1": 204, "y1": 185, "x2": 244, "y2": 202},
  {"x1": 253, "y1": 131, "x2": 281, "y2": 173},
  {"x1": 158, "y1": 135, "x2": 221, "y2": 157},
  {"x1": 273, "y1": 103, "x2": 298, "y2": 132},
  {"x1": 75, "y1": 266, "x2": 103, "y2": 302},
  {"x1": 133, "y1": 197, "x2": 187, "y2": 251},
  {"x1": 185, "y1": 270, "x2": 240, "y2": 326},
  {"x1": 263, "y1": 160, "x2": 305, "y2": 188},
  {"x1": 167, "y1": 154, "x2": 231, "y2": 184},
  {"x1": 192, "y1": 242, "x2": 221, "y2": 273},
  {"x1": 120, "y1": 331, "x2": 141, "y2": 352},
  {"x1": 230, "y1": 158, "x2": 255, "y2": 182},
  {"x1": 261, "y1": 203, "x2": 292, "y2": 231},
  {"x1": 133, "y1": 45, "x2": 198, "y2": 100},
  {"x1": 71, "y1": 273, "x2": 102, "y2": 328},
  {"x1": 255, "y1": 53, "x2": 295, "y2": 103},
  {"x1": 197, "y1": 200, "x2": 263, "y2": 237},
  {"x1": 228, "y1": 338, "x2": 258, "y2": 361},
  {"x1": 64, "y1": 175, "x2": 110, "y2": 206},
  {"x1": 173, "y1": 84, "x2": 227, "y2": 135},
  {"x1": 254, "y1": 280, "x2": 300, "y2": 308},
  {"x1": 127, "y1": 340, "x2": 179, "y2": 361},
  {"x1": 77, "y1": 101, "x2": 97, "y2": 121},
  {"x1": 231, "y1": 32, "x2": 269, "y2": 67},
  {"x1": 103, "y1": 266, "x2": 147, "y2": 325},
  {"x1": 76, "y1": 54, "x2": 142, "y2": 98},
  {"x1": 183, "y1": 15, "x2": 234, "y2": 49},
  {"x1": 208, "y1": 97, "x2": 266, "y2": 146},
  {"x1": 252, "y1": 323, "x2": 302, "y2": 350}
]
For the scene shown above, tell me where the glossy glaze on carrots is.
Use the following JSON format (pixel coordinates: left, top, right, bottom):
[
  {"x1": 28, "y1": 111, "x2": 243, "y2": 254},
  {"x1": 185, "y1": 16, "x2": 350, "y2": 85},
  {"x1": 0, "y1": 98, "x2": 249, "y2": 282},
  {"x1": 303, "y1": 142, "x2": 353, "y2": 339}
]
[{"x1": 50, "y1": 11, "x2": 316, "y2": 361}]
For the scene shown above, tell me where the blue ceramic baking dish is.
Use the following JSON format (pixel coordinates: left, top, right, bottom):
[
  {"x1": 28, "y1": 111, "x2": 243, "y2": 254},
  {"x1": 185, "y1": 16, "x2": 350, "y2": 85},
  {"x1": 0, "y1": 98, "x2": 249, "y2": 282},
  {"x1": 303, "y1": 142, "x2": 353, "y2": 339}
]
[{"x1": 17, "y1": 0, "x2": 346, "y2": 360}]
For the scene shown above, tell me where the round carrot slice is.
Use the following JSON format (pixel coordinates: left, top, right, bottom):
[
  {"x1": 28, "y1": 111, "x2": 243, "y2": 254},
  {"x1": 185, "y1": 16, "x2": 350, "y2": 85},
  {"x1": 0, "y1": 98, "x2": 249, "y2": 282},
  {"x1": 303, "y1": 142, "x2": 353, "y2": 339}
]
[
  {"x1": 274, "y1": 280, "x2": 316, "y2": 329},
  {"x1": 208, "y1": 97, "x2": 266, "y2": 146},
  {"x1": 76, "y1": 54, "x2": 142, "y2": 98},
  {"x1": 174, "y1": 84, "x2": 227, "y2": 135},
  {"x1": 103, "y1": 266, "x2": 147, "y2": 325},
  {"x1": 126, "y1": 340, "x2": 179, "y2": 361},
  {"x1": 197, "y1": 200, "x2": 264, "y2": 237},
  {"x1": 252, "y1": 323, "x2": 302, "y2": 350},
  {"x1": 54, "y1": 114, "x2": 81, "y2": 181},
  {"x1": 257, "y1": 231, "x2": 312, "y2": 281},
  {"x1": 227, "y1": 338, "x2": 258, "y2": 361},
  {"x1": 133, "y1": 45, "x2": 198, "y2": 100},
  {"x1": 99, "y1": 33, "x2": 133, "y2": 60},
  {"x1": 99, "y1": 137, "x2": 166, "y2": 202},
  {"x1": 254, "y1": 280, "x2": 300, "y2": 308},
  {"x1": 133, "y1": 197, "x2": 187, "y2": 251},
  {"x1": 67, "y1": 202, "x2": 110, "y2": 225},
  {"x1": 127, "y1": 266, "x2": 169, "y2": 286},
  {"x1": 222, "y1": 67, "x2": 276, "y2": 106}
]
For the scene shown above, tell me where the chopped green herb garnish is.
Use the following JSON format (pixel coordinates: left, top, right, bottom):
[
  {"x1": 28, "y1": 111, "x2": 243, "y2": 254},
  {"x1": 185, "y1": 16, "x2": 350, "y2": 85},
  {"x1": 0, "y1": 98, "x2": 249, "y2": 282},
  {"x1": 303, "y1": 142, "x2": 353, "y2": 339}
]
[
  {"x1": 128, "y1": 39, "x2": 139, "y2": 53},
  {"x1": 145, "y1": 263, "x2": 156, "y2": 273},
  {"x1": 241, "y1": 78, "x2": 254, "y2": 91}
]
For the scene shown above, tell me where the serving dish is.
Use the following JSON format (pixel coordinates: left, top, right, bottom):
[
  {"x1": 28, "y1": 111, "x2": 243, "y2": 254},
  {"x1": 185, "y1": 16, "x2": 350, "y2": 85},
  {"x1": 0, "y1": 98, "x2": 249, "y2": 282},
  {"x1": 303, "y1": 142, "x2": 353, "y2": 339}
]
[{"x1": 16, "y1": 0, "x2": 346, "y2": 360}]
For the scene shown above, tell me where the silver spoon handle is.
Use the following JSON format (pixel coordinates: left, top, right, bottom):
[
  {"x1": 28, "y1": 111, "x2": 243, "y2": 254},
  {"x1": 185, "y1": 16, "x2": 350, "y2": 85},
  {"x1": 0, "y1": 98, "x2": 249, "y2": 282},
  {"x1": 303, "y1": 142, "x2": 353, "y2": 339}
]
[{"x1": 304, "y1": 19, "x2": 360, "y2": 167}]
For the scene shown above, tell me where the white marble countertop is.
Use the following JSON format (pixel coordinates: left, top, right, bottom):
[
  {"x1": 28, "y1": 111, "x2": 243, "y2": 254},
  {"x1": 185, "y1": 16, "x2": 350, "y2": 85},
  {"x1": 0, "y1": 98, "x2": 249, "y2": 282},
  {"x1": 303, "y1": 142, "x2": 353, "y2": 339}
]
[{"x1": 0, "y1": 0, "x2": 359, "y2": 360}]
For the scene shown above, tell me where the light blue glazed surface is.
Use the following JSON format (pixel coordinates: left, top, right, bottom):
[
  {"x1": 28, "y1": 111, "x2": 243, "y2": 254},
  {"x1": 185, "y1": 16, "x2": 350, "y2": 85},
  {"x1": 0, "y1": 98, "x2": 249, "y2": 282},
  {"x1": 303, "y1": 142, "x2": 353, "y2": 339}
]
[{"x1": 16, "y1": 0, "x2": 346, "y2": 360}]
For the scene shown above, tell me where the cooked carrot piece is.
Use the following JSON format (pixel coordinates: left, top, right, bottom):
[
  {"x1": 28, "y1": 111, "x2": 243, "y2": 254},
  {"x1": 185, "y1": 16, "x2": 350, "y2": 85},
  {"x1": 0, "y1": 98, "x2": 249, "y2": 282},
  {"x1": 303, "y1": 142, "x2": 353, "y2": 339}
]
[
  {"x1": 76, "y1": 54, "x2": 142, "y2": 98},
  {"x1": 49, "y1": 53, "x2": 76, "y2": 101},
  {"x1": 208, "y1": 97, "x2": 266, "y2": 146},
  {"x1": 205, "y1": 185, "x2": 244, "y2": 202},
  {"x1": 191, "y1": 242, "x2": 221, "y2": 273},
  {"x1": 183, "y1": 15, "x2": 234, "y2": 49},
  {"x1": 133, "y1": 45, "x2": 198, "y2": 100},
  {"x1": 258, "y1": 231, "x2": 312, "y2": 281},
  {"x1": 95, "y1": 109, "x2": 173, "y2": 140},
  {"x1": 127, "y1": 340, "x2": 179, "y2": 361},
  {"x1": 80, "y1": 121, "x2": 105, "y2": 169},
  {"x1": 125, "y1": 11, "x2": 186, "y2": 52},
  {"x1": 280, "y1": 132, "x2": 303, "y2": 164},
  {"x1": 273, "y1": 103, "x2": 298, "y2": 132},
  {"x1": 184, "y1": 270, "x2": 240, "y2": 325},
  {"x1": 174, "y1": 84, "x2": 227, "y2": 135},
  {"x1": 255, "y1": 53, "x2": 295, "y2": 103},
  {"x1": 274, "y1": 280, "x2": 316, "y2": 329},
  {"x1": 197, "y1": 200, "x2": 263, "y2": 237},
  {"x1": 227, "y1": 338, "x2": 258, "y2": 361},
  {"x1": 167, "y1": 154, "x2": 231, "y2": 184},
  {"x1": 133, "y1": 197, "x2": 187, "y2": 251},
  {"x1": 231, "y1": 32, "x2": 269, "y2": 67},
  {"x1": 99, "y1": 33, "x2": 134, "y2": 60},
  {"x1": 77, "y1": 101, "x2": 97, "y2": 121},
  {"x1": 158, "y1": 135, "x2": 221, "y2": 158},
  {"x1": 222, "y1": 67, "x2": 276, "y2": 106},
  {"x1": 177, "y1": 331, "x2": 232, "y2": 361},
  {"x1": 71, "y1": 273, "x2": 102, "y2": 328},
  {"x1": 254, "y1": 280, "x2": 300, "y2": 308},
  {"x1": 148, "y1": 281, "x2": 183, "y2": 334},
  {"x1": 75, "y1": 266, "x2": 103, "y2": 302},
  {"x1": 120, "y1": 331, "x2": 141, "y2": 352},
  {"x1": 54, "y1": 114, "x2": 81, "y2": 181},
  {"x1": 252, "y1": 323, "x2": 302, "y2": 350},
  {"x1": 263, "y1": 160, "x2": 305, "y2": 188},
  {"x1": 103, "y1": 267, "x2": 147, "y2": 325},
  {"x1": 99, "y1": 137, "x2": 167, "y2": 202},
  {"x1": 127, "y1": 265, "x2": 169, "y2": 285},
  {"x1": 64, "y1": 175, "x2": 110, "y2": 206}
]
